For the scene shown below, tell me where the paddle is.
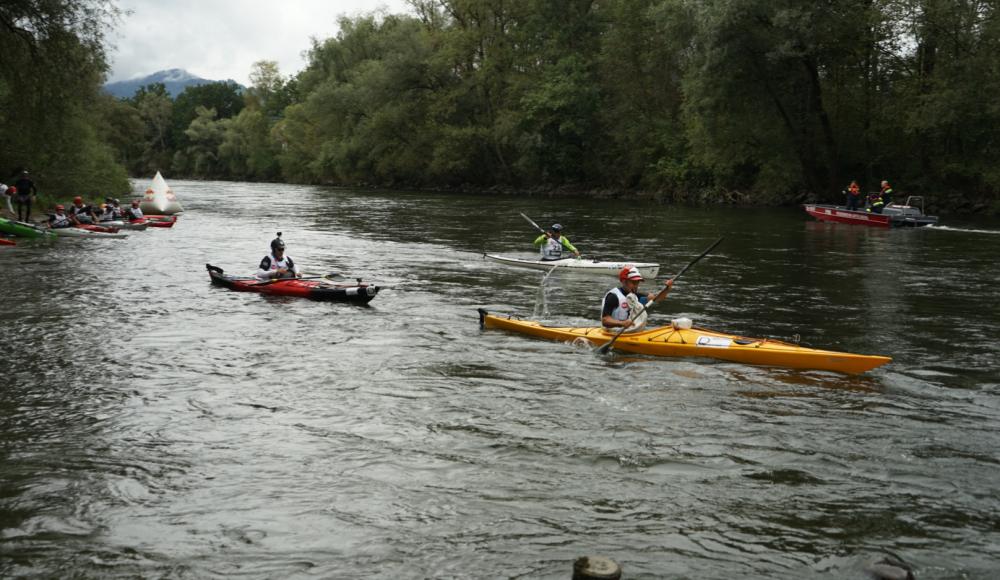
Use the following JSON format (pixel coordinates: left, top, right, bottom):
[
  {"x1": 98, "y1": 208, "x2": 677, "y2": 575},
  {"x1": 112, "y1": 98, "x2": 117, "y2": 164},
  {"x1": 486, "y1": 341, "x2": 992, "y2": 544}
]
[
  {"x1": 519, "y1": 212, "x2": 546, "y2": 235},
  {"x1": 596, "y1": 236, "x2": 724, "y2": 355}
]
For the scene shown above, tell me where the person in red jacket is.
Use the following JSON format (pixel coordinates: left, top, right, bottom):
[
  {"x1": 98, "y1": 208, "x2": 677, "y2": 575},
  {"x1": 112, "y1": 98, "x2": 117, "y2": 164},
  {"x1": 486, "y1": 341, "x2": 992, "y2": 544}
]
[{"x1": 845, "y1": 180, "x2": 862, "y2": 211}]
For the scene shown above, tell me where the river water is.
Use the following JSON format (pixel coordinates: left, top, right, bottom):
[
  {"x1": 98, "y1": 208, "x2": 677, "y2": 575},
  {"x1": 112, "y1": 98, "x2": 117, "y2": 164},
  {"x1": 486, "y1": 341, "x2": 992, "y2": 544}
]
[{"x1": 1, "y1": 181, "x2": 998, "y2": 579}]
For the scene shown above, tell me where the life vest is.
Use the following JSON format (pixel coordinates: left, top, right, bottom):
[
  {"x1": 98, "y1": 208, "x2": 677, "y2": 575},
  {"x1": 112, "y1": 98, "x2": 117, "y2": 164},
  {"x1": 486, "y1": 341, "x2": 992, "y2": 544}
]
[
  {"x1": 848, "y1": 183, "x2": 860, "y2": 196},
  {"x1": 98, "y1": 208, "x2": 116, "y2": 222},
  {"x1": 604, "y1": 287, "x2": 632, "y2": 322},
  {"x1": 70, "y1": 204, "x2": 93, "y2": 223},
  {"x1": 258, "y1": 254, "x2": 297, "y2": 279},
  {"x1": 49, "y1": 213, "x2": 71, "y2": 228},
  {"x1": 126, "y1": 207, "x2": 144, "y2": 220},
  {"x1": 540, "y1": 236, "x2": 564, "y2": 260},
  {"x1": 602, "y1": 287, "x2": 649, "y2": 331}
]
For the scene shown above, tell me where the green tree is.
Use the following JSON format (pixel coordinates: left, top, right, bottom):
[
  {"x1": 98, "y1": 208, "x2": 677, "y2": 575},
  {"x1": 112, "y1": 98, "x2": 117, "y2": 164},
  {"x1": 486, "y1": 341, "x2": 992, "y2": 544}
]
[
  {"x1": 128, "y1": 83, "x2": 174, "y2": 175},
  {"x1": 179, "y1": 106, "x2": 225, "y2": 177},
  {"x1": 219, "y1": 108, "x2": 280, "y2": 180},
  {"x1": 171, "y1": 81, "x2": 245, "y2": 153},
  {"x1": 0, "y1": 0, "x2": 130, "y2": 197}
]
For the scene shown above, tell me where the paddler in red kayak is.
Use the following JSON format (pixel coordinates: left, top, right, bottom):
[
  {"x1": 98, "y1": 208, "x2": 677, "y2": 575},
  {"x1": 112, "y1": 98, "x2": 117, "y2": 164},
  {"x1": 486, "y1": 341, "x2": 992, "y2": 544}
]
[
  {"x1": 124, "y1": 199, "x2": 144, "y2": 221},
  {"x1": 68, "y1": 196, "x2": 97, "y2": 224},
  {"x1": 256, "y1": 232, "x2": 302, "y2": 280},
  {"x1": 601, "y1": 266, "x2": 672, "y2": 331}
]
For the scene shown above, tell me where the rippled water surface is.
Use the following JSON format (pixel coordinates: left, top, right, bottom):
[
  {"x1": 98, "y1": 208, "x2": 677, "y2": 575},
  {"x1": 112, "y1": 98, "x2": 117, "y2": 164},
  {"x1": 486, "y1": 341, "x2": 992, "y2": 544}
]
[{"x1": 2, "y1": 181, "x2": 999, "y2": 579}]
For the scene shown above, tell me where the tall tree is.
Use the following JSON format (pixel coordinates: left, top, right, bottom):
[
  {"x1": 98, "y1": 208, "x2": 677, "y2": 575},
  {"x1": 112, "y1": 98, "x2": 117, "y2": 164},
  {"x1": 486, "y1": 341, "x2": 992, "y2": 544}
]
[
  {"x1": 0, "y1": 0, "x2": 129, "y2": 196},
  {"x1": 171, "y1": 81, "x2": 245, "y2": 153},
  {"x1": 128, "y1": 83, "x2": 174, "y2": 174}
]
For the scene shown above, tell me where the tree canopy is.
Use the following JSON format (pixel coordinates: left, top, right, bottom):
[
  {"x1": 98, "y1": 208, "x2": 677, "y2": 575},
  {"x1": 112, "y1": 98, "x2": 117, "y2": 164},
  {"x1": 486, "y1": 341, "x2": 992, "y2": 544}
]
[{"x1": 4, "y1": 0, "x2": 1000, "y2": 212}]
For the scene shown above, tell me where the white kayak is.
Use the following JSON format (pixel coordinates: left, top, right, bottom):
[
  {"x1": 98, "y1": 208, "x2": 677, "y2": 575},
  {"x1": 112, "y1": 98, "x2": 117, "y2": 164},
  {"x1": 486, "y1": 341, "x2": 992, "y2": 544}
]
[
  {"x1": 52, "y1": 227, "x2": 129, "y2": 239},
  {"x1": 485, "y1": 254, "x2": 660, "y2": 278}
]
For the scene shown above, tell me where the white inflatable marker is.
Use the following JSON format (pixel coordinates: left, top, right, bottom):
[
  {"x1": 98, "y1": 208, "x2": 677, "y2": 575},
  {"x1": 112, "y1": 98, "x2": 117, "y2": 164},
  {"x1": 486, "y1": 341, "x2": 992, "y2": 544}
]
[{"x1": 140, "y1": 171, "x2": 184, "y2": 215}]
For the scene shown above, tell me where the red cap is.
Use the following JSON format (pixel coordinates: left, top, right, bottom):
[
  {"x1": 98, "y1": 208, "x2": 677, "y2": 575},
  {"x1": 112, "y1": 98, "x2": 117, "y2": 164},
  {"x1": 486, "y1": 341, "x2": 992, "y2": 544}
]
[
  {"x1": 55, "y1": 204, "x2": 65, "y2": 210},
  {"x1": 73, "y1": 196, "x2": 83, "y2": 203},
  {"x1": 8, "y1": 186, "x2": 16, "y2": 194},
  {"x1": 619, "y1": 266, "x2": 643, "y2": 282}
]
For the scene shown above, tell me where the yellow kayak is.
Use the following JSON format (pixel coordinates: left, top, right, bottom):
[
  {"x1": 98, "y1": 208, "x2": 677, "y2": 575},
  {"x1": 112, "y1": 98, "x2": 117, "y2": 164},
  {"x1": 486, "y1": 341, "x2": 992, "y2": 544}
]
[{"x1": 478, "y1": 309, "x2": 891, "y2": 374}]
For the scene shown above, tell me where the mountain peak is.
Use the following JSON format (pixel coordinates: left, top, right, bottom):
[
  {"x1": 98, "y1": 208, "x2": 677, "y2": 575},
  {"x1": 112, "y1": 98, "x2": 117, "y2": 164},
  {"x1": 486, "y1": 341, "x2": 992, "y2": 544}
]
[{"x1": 105, "y1": 69, "x2": 242, "y2": 99}]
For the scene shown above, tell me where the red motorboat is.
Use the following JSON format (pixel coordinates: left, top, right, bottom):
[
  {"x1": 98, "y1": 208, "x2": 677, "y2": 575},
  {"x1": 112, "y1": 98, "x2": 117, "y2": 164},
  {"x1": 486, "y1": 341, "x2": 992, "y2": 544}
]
[{"x1": 803, "y1": 196, "x2": 938, "y2": 228}]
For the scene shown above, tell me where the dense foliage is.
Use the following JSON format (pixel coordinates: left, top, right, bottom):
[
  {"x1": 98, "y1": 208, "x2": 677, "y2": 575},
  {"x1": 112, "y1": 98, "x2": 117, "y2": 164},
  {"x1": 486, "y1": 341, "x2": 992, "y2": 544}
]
[
  {"x1": 0, "y1": 0, "x2": 129, "y2": 197},
  {"x1": 4, "y1": 1, "x2": 1000, "y2": 211}
]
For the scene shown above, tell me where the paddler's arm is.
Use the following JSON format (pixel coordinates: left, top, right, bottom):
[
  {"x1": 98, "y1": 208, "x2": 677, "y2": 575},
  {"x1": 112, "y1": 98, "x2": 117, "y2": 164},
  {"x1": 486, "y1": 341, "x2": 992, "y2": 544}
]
[
  {"x1": 256, "y1": 257, "x2": 276, "y2": 280},
  {"x1": 646, "y1": 279, "x2": 674, "y2": 303},
  {"x1": 560, "y1": 236, "x2": 580, "y2": 257},
  {"x1": 533, "y1": 233, "x2": 549, "y2": 246}
]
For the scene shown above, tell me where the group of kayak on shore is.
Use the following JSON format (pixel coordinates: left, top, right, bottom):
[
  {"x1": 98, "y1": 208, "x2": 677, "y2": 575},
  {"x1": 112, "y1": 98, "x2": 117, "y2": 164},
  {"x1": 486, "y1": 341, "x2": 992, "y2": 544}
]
[
  {"x1": 2, "y1": 171, "x2": 146, "y2": 230},
  {"x1": 46, "y1": 196, "x2": 145, "y2": 229}
]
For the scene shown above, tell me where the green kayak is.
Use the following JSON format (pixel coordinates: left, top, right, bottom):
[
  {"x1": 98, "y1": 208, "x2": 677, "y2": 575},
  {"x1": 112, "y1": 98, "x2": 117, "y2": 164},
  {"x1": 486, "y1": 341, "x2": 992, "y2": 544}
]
[{"x1": 0, "y1": 217, "x2": 55, "y2": 239}]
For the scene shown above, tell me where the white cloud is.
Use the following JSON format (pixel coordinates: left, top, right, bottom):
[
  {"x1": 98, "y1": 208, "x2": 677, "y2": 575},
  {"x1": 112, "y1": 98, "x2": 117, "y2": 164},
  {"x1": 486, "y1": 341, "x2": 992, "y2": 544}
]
[{"x1": 108, "y1": 0, "x2": 412, "y2": 84}]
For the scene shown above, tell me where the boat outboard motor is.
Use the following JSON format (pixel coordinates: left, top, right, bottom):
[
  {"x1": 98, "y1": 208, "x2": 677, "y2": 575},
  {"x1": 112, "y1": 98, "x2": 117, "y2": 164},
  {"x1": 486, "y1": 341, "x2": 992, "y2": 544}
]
[{"x1": 271, "y1": 232, "x2": 285, "y2": 252}]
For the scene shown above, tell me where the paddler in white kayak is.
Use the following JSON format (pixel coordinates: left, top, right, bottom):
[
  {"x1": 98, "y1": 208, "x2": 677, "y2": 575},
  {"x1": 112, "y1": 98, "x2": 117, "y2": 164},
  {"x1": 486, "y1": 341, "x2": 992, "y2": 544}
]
[
  {"x1": 533, "y1": 223, "x2": 581, "y2": 260},
  {"x1": 256, "y1": 232, "x2": 302, "y2": 280},
  {"x1": 601, "y1": 266, "x2": 673, "y2": 332},
  {"x1": 47, "y1": 204, "x2": 73, "y2": 229},
  {"x1": 68, "y1": 196, "x2": 97, "y2": 225}
]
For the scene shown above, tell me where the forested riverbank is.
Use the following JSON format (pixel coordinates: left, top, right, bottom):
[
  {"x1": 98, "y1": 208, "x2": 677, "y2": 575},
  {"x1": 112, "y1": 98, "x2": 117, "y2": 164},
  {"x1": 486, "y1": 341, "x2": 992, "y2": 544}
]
[{"x1": 4, "y1": 1, "x2": 1000, "y2": 214}]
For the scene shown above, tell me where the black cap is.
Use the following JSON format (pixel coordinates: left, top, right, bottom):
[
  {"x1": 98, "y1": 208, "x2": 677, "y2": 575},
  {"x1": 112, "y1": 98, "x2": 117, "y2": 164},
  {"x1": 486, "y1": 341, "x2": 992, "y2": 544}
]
[{"x1": 270, "y1": 232, "x2": 285, "y2": 251}]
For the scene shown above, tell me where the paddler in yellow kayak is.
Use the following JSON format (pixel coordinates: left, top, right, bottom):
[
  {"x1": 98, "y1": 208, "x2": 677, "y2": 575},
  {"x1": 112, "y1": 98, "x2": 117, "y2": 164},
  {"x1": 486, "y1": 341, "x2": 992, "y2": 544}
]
[
  {"x1": 256, "y1": 232, "x2": 302, "y2": 280},
  {"x1": 601, "y1": 266, "x2": 673, "y2": 331},
  {"x1": 533, "y1": 223, "x2": 581, "y2": 260}
]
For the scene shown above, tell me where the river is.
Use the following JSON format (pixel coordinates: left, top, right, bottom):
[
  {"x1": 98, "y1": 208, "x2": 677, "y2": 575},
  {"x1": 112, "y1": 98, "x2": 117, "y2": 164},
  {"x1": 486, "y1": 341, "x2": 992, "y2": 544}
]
[{"x1": 1, "y1": 181, "x2": 998, "y2": 579}]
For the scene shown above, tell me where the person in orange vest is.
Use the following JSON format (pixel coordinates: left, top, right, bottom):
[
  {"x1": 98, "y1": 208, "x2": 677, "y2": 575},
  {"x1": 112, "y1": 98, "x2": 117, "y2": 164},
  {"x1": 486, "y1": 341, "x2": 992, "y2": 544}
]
[{"x1": 845, "y1": 180, "x2": 862, "y2": 211}]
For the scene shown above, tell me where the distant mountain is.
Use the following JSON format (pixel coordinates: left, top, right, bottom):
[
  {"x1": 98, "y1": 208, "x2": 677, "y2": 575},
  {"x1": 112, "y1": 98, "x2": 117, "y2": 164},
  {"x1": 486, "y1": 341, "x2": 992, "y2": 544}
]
[{"x1": 104, "y1": 68, "x2": 243, "y2": 99}]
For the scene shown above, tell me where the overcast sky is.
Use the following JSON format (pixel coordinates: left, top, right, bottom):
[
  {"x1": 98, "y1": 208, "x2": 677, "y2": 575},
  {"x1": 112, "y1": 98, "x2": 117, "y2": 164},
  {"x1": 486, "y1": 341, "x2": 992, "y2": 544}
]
[{"x1": 108, "y1": 0, "x2": 412, "y2": 85}]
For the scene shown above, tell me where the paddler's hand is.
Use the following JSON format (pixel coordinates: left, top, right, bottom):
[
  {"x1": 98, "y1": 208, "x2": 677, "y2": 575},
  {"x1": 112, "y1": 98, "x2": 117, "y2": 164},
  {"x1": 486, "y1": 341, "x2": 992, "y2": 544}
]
[{"x1": 573, "y1": 251, "x2": 581, "y2": 258}]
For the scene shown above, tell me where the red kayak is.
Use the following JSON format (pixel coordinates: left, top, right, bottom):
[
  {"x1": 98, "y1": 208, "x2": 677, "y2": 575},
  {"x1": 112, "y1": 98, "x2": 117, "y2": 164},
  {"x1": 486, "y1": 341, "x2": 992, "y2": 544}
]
[
  {"x1": 206, "y1": 264, "x2": 379, "y2": 304},
  {"x1": 140, "y1": 215, "x2": 177, "y2": 228},
  {"x1": 0, "y1": 237, "x2": 15, "y2": 246}
]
